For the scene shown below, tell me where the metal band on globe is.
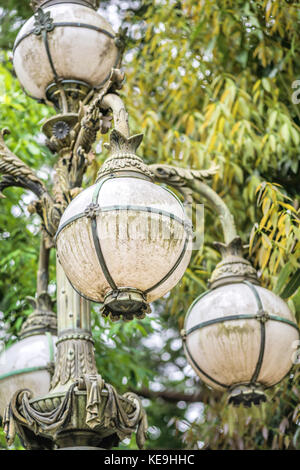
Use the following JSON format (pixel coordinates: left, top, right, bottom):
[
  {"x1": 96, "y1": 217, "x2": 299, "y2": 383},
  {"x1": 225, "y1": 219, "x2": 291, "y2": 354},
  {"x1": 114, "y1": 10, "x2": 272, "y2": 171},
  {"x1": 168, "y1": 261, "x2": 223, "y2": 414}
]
[
  {"x1": 182, "y1": 289, "x2": 229, "y2": 389},
  {"x1": 90, "y1": 177, "x2": 118, "y2": 291},
  {"x1": 183, "y1": 340, "x2": 229, "y2": 389},
  {"x1": 55, "y1": 205, "x2": 191, "y2": 242},
  {"x1": 145, "y1": 234, "x2": 190, "y2": 294},
  {"x1": 0, "y1": 366, "x2": 51, "y2": 381},
  {"x1": 13, "y1": 22, "x2": 116, "y2": 53}
]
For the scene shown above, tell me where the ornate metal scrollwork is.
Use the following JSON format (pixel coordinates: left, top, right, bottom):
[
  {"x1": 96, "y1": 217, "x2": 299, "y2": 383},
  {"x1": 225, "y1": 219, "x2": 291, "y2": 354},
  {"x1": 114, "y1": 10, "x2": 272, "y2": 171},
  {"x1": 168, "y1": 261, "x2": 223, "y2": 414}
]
[
  {"x1": 209, "y1": 236, "x2": 259, "y2": 288},
  {"x1": 97, "y1": 129, "x2": 154, "y2": 180},
  {"x1": 3, "y1": 374, "x2": 148, "y2": 450},
  {"x1": 33, "y1": 8, "x2": 54, "y2": 35},
  {"x1": 0, "y1": 69, "x2": 126, "y2": 247},
  {"x1": 150, "y1": 162, "x2": 219, "y2": 203},
  {"x1": 20, "y1": 293, "x2": 57, "y2": 339}
]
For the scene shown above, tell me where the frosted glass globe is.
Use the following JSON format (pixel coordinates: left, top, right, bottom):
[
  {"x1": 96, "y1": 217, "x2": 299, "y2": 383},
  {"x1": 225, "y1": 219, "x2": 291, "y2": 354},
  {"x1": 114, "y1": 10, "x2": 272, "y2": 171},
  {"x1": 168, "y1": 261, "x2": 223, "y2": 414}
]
[
  {"x1": 13, "y1": 3, "x2": 119, "y2": 100},
  {"x1": 0, "y1": 334, "x2": 57, "y2": 418},
  {"x1": 56, "y1": 176, "x2": 192, "y2": 316},
  {"x1": 184, "y1": 282, "x2": 299, "y2": 404}
]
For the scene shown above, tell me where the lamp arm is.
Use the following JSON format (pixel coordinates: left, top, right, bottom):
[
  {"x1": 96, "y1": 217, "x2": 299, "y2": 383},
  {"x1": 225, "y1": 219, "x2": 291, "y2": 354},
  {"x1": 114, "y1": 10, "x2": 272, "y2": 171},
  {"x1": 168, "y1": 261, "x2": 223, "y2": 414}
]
[
  {"x1": 0, "y1": 128, "x2": 63, "y2": 246},
  {"x1": 149, "y1": 163, "x2": 258, "y2": 287},
  {"x1": 101, "y1": 93, "x2": 130, "y2": 138},
  {"x1": 149, "y1": 163, "x2": 237, "y2": 245},
  {"x1": 0, "y1": 128, "x2": 47, "y2": 199},
  {"x1": 36, "y1": 235, "x2": 50, "y2": 296},
  {"x1": 189, "y1": 179, "x2": 237, "y2": 245}
]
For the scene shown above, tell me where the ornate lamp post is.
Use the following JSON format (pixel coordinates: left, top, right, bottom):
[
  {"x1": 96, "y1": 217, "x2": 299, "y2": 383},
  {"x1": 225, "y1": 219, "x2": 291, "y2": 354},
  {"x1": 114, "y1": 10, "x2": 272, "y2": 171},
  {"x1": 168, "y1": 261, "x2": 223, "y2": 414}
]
[{"x1": 0, "y1": 0, "x2": 298, "y2": 450}]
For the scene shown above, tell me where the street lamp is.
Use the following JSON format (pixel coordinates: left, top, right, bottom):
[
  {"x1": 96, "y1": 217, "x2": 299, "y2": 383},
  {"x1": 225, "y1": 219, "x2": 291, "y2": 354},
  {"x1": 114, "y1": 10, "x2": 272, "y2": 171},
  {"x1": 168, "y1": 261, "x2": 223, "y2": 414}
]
[
  {"x1": 13, "y1": 0, "x2": 120, "y2": 104},
  {"x1": 55, "y1": 129, "x2": 193, "y2": 321},
  {"x1": 0, "y1": 0, "x2": 298, "y2": 450},
  {"x1": 0, "y1": 238, "x2": 57, "y2": 418},
  {"x1": 182, "y1": 238, "x2": 299, "y2": 406}
]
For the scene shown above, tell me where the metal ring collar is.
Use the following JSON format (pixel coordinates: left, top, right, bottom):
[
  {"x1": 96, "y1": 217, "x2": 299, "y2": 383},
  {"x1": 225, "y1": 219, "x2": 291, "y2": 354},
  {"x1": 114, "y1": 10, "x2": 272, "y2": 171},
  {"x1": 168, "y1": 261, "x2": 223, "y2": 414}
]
[{"x1": 183, "y1": 282, "x2": 299, "y2": 389}]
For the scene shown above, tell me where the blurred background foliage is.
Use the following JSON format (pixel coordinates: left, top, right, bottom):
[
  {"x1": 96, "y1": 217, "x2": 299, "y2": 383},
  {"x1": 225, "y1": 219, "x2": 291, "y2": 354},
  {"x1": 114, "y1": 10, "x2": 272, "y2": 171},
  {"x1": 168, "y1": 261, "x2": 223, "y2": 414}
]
[{"x1": 0, "y1": 0, "x2": 300, "y2": 450}]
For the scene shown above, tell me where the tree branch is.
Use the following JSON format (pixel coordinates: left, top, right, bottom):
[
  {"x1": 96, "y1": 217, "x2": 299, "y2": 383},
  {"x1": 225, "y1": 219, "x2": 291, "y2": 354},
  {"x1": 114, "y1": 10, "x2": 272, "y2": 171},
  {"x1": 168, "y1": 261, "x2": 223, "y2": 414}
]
[{"x1": 130, "y1": 386, "x2": 222, "y2": 404}]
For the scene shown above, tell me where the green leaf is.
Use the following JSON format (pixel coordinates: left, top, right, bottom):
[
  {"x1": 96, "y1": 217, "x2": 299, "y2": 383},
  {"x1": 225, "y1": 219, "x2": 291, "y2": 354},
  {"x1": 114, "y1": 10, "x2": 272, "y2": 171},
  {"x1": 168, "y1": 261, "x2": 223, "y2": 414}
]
[
  {"x1": 281, "y1": 269, "x2": 300, "y2": 299},
  {"x1": 274, "y1": 262, "x2": 292, "y2": 295}
]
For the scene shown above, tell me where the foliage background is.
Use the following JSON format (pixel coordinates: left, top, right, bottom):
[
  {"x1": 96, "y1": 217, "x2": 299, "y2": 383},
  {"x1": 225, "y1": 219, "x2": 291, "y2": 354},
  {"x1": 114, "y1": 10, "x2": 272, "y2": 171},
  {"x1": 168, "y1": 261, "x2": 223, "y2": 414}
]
[{"x1": 0, "y1": 0, "x2": 300, "y2": 450}]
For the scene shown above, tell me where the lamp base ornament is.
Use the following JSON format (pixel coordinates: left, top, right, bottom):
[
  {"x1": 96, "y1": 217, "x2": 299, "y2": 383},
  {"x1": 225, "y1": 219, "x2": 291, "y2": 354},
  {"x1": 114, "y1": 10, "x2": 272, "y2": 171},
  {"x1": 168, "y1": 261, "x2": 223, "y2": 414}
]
[
  {"x1": 209, "y1": 237, "x2": 259, "y2": 289},
  {"x1": 228, "y1": 384, "x2": 267, "y2": 407},
  {"x1": 101, "y1": 288, "x2": 151, "y2": 322},
  {"x1": 3, "y1": 374, "x2": 147, "y2": 450}
]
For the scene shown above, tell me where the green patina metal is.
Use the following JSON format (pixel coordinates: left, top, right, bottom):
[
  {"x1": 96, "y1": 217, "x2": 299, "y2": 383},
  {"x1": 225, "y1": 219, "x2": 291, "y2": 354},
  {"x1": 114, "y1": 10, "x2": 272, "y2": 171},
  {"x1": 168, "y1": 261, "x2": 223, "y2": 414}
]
[
  {"x1": 185, "y1": 312, "x2": 299, "y2": 336},
  {"x1": 91, "y1": 176, "x2": 118, "y2": 291},
  {"x1": 0, "y1": 366, "x2": 49, "y2": 382},
  {"x1": 31, "y1": 0, "x2": 99, "y2": 11}
]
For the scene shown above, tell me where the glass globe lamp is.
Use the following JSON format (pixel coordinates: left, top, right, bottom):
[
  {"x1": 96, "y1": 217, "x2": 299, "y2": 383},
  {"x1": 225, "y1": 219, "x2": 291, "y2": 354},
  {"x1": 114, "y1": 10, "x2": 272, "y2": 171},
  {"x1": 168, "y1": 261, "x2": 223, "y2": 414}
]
[
  {"x1": 56, "y1": 174, "x2": 192, "y2": 321},
  {"x1": 0, "y1": 333, "x2": 57, "y2": 418},
  {"x1": 13, "y1": 0, "x2": 120, "y2": 104},
  {"x1": 183, "y1": 281, "x2": 299, "y2": 405}
]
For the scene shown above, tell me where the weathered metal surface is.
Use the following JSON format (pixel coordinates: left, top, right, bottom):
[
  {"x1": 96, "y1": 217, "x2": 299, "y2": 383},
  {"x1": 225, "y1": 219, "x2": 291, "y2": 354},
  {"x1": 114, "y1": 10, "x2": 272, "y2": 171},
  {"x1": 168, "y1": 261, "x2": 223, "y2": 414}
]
[{"x1": 30, "y1": 0, "x2": 100, "y2": 11}]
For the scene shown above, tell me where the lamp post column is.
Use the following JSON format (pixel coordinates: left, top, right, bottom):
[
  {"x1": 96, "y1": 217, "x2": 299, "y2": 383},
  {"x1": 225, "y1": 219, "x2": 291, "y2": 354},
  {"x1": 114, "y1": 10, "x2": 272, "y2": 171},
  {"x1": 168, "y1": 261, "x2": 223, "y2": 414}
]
[{"x1": 50, "y1": 258, "x2": 97, "y2": 395}]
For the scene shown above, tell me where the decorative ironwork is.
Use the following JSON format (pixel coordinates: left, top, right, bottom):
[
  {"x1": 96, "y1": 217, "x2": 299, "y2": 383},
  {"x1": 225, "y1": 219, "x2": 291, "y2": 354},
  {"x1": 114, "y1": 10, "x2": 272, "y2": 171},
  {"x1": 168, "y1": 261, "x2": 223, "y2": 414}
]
[
  {"x1": 228, "y1": 384, "x2": 267, "y2": 407},
  {"x1": 97, "y1": 129, "x2": 154, "y2": 180},
  {"x1": 0, "y1": 128, "x2": 63, "y2": 247},
  {"x1": 114, "y1": 26, "x2": 128, "y2": 55},
  {"x1": 52, "y1": 120, "x2": 70, "y2": 140},
  {"x1": 20, "y1": 293, "x2": 57, "y2": 339},
  {"x1": 50, "y1": 336, "x2": 97, "y2": 389},
  {"x1": 30, "y1": 1, "x2": 100, "y2": 10},
  {"x1": 209, "y1": 236, "x2": 259, "y2": 288},
  {"x1": 101, "y1": 289, "x2": 151, "y2": 322},
  {"x1": 84, "y1": 202, "x2": 100, "y2": 218},
  {"x1": 45, "y1": 80, "x2": 93, "y2": 113},
  {"x1": 33, "y1": 8, "x2": 54, "y2": 35},
  {"x1": 4, "y1": 374, "x2": 148, "y2": 450},
  {"x1": 3, "y1": 0, "x2": 284, "y2": 445},
  {"x1": 150, "y1": 163, "x2": 219, "y2": 203}
]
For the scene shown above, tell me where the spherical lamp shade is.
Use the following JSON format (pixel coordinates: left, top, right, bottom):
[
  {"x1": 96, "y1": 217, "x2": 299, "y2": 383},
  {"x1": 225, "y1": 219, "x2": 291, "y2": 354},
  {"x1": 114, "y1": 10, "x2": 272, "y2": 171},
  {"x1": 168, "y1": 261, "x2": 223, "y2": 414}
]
[
  {"x1": 0, "y1": 334, "x2": 57, "y2": 418},
  {"x1": 183, "y1": 282, "x2": 299, "y2": 405},
  {"x1": 56, "y1": 176, "x2": 192, "y2": 321},
  {"x1": 13, "y1": 2, "x2": 119, "y2": 101}
]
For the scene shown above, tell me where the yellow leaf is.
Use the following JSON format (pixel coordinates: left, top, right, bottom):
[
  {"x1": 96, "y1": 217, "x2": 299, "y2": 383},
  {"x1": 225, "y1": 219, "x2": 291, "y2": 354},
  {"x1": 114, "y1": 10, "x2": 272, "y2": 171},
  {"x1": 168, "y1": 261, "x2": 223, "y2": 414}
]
[
  {"x1": 253, "y1": 79, "x2": 261, "y2": 93},
  {"x1": 218, "y1": 116, "x2": 225, "y2": 133},
  {"x1": 186, "y1": 115, "x2": 195, "y2": 135},
  {"x1": 278, "y1": 202, "x2": 296, "y2": 212},
  {"x1": 230, "y1": 121, "x2": 241, "y2": 137}
]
